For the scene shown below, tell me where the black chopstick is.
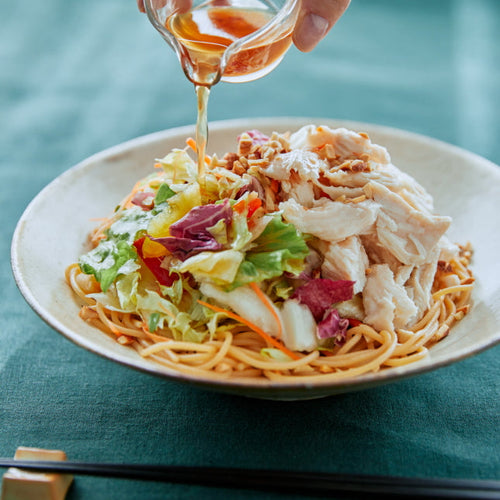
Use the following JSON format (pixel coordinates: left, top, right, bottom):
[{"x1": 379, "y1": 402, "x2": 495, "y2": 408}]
[{"x1": 1, "y1": 459, "x2": 499, "y2": 499}]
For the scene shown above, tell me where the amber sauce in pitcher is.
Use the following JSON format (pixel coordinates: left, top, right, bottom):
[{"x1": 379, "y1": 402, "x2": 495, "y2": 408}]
[{"x1": 166, "y1": 6, "x2": 293, "y2": 186}]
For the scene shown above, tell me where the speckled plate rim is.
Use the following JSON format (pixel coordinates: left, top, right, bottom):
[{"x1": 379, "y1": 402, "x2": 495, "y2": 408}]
[{"x1": 11, "y1": 117, "x2": 500, "y2": 400}]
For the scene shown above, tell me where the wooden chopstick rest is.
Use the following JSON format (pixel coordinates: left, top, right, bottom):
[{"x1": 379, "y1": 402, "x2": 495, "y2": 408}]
[{"x1": 1, "y1": 447, "x2": 73, "y2": 500}]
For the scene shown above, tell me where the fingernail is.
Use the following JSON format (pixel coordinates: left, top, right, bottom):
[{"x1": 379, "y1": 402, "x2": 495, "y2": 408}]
[{"x1": 297, "y1": 13, "x2": 329, "y2": 52}]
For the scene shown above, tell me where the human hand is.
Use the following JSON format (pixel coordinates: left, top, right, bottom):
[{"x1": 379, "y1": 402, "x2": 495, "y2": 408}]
[
  {"x1": 136, "y1": 0, "x2": 350, "y2": 52},
  {"x1": 293, "y1": 0, "x2": 350, "y2": 52}
]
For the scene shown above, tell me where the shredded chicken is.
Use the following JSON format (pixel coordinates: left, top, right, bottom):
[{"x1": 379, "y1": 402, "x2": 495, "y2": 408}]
[
  {"x1": 252, "y1": 124, "x2": 457, "y2": 332},
  {"x1": 365, "y1": 181, "x2": 451, "y2": 266},
  {"x1": 363, "y1": 264, "x2": 418, "y2": 331},
  {"x1": 318, "y1": 237, "x2": 369, "y2": 294},
  {"x1": 289, "y1": 125, "x2": 391, "y2": 165},
  {"x1": 279, "y1": 197, "x2": 379, "y2": 242}
]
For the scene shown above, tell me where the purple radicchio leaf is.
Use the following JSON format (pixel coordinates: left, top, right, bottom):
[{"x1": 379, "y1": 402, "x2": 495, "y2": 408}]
[
  {"x1": 170, "y1": 200, "x2": 232, "y2": 239},
  {"x1": 291, "y1": 278, "x2": 354, "y2": 321},
  {"x1": 150, "y1": 200, "x2": 232, "y2": 261},
  {"x1": 317, "y1": 309, "x2": 350, "y2": 344},
  {"x1": 152, "y1": 236, "x2": 222, "y2": 261}
]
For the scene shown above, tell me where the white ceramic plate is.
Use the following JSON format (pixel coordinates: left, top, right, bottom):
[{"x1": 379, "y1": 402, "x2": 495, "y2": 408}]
[{"x1": 11, "y1": 118, "x2": 500, "y2": 399}]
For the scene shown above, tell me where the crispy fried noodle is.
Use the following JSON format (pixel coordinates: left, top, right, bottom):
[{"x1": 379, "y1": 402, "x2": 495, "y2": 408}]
[{"x1": 66, "y1": 125, "x2": 474, "y2": 382}]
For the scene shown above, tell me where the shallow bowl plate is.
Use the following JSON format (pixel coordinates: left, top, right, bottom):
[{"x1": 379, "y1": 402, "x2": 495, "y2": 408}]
[{"x1": 11, "y1": 118, "x2": 500, "y2": 399}]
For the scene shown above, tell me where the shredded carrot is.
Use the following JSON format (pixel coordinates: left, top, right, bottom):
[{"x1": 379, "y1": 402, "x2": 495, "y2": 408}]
[
  {"x1": 90, "y1": 217, "x2": 115, "y2": 245},
  {"x1": 232, "y1": 198, "x2": 246, "y2": 214},
  {"x1": 92, "y1": 233, "x2": 107, "y2": 244},
  {"x1": 249, "y1": 282, "x2": 283, "y2": 340},
  {"x1": 270, "y1": 179, "x2": 280, "y2": 193},
  {"x1": 186, "y1": 137, "x2": 197, "y2": 152},
  {"x1": 89, "y1": 216, "x2": 112, "y2": 222},
  {"x1": 186, "y1": 137, "x2": 211, "y2": 164},
  {"x1": 121, "y1": 179, "x2": 144, "y2": 209},
  {"x1": 154, "y1": 162, "x2": 162, "y2": 169},
  {"x1": 247, "y1": 197, "x2": 262, "y2": 218},
  {"x1": 197, "y1": 300, "x2": 300, "y2": 360},
  {"x1": 233, "y1": 195, "x2": 262, "y2": 217}
]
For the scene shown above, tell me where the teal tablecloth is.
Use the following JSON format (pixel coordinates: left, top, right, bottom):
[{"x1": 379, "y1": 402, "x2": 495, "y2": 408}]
[{"x1": 1, "y1": 1, "x2": 499, "y2": 499}]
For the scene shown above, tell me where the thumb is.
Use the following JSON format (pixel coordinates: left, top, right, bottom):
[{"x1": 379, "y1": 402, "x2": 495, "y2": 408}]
[{"x1": 293, "y1": 0, "x2": 350, "y2": 52}]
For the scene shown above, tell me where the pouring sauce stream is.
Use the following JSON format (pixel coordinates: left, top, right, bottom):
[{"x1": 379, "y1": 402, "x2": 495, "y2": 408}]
[{"x1": 166, "y1": 5, "x2": 293, "y2": 185}]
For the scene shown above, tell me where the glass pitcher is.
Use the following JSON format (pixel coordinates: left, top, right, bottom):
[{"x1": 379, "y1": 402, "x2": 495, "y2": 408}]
[{"x1": 144, "y1": 0, "x2": 300, "y2": 87}]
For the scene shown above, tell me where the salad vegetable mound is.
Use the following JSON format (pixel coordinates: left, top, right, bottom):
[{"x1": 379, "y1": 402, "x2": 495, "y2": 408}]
[{"x1": 66, "y1": 125, "x2": 474, "y2": 381}]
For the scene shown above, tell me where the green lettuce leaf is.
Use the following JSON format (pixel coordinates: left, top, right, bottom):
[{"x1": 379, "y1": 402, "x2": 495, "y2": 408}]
[
  {"x1": 228, "y1": 211, "x2": 253, "y2": 251},
  {"x1": 79, "y1": 240, "x2": 139, "y2": 292},
  {"x1": 115, "y1": 272, "x2": 140, "y2": 310},
  {"x1": 231, "y1": 215, "x2": 309, "y2": 288},
  {"x1": 79, "y1": 206, "x2": 156, "y2": 291},
  {"x1": 148, "y1": 312, "x2": 161, "y2": 332},
  {"x1": 154, "y1": 183, "x2": 176, "y2": 205},
  {"x1": 261, "y1": 348, "x2": 293, "y2": 362},
  {"x1": 106, "y1": 206, "x2": 155, "y2": 244},
  {"x1": 136, "y1": 290, "x2": 206, "y2": 343}
]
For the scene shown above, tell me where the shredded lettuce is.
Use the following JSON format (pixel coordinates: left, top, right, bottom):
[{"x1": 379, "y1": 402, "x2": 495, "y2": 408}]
[
  {"x1": 136, "y1": 290, "x2": 206, "y2": 343},
  {"x1": 265, "y1": 277, "x2": 294, "y2": 301},
  {"x1": 228, "y1": 211, "x2": 254, "y2": 251},
  {"x1": 154, "y1": 183, "x2": 176, "y2": 205},
  {"x1": 159, "y1": 276, "x2": 184, "y2": 305},
  {"x1": 106, "y1": 206, "x2": 155, "y2": 245},
  {"x1": 231, "y1": 214, "x2": 309, "y2": 288},
  {"x1": 207, "y1": 218, "x2": 229, "y2": 245},
  {"x1": 78, "y1": 206, "x2": 156, "y2": 291},
  {"x1": 79, "y1": 240, "x2": 139, "y2": 292},
  {"x1": 115, "y1": 271, "x2": 139, "y2": 310},
  {"x1": 156, "y1": 150, "x2": 197, "y2": 183},
  {"x1": 148, "y1": 312, "x2": 161, "y2": 332},
  {"x1": 176, "y1": 249, "x2": 244, "y2": 286},
  {"x1": 260, "y1": 348, "x2": 293, "y2": 362},
  {"x1": 76, "y1": 139, "x2": 362, "y2": 352}
]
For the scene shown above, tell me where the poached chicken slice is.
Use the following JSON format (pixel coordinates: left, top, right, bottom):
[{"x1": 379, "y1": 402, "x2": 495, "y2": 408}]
[
  {"x1": 365, "y1": 181, "x2": 451, "y2": 266},
  {"x1": 363, "y1": 264, "x2": 418, "y2": 331},
  {"x1": 289, "y1": 125, "x2": 391, "y2": 165},
  {"x1": 279, "y1": 197, "x2": 378, "y2": 242},
  {"x1": 319, "y1": 236, "x2": 369, "y2": 294}
]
